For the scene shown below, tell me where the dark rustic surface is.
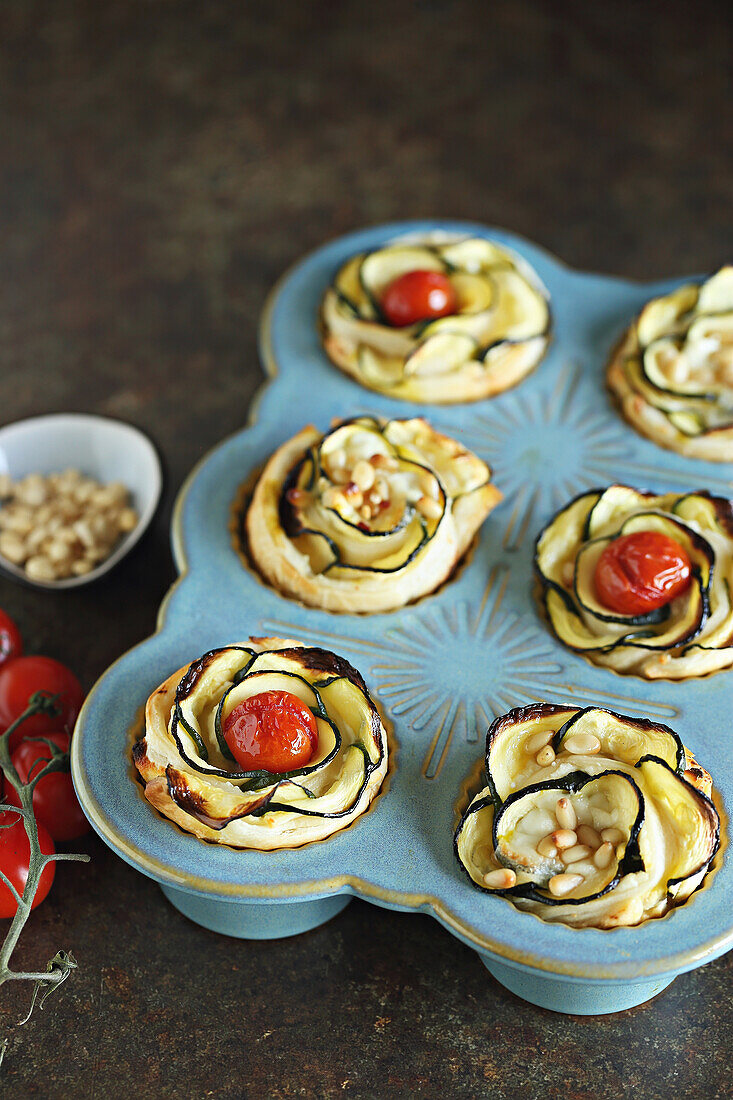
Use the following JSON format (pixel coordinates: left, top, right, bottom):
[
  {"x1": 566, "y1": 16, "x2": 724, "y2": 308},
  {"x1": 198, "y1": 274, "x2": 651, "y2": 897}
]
[{"x1": 0, "y1": 1, "x2": 731, "y2": 1096}]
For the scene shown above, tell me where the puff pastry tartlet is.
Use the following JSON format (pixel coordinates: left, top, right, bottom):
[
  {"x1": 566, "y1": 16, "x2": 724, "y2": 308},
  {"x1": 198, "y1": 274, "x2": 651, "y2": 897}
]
[
  {"x1": 320, "y1": 237, "x2": 550, "y2": 403},
  {"x1": 132, "y1": 638, "x2": 389, "y2": 849},
  {"x1": 455, "y1": 704, "x2": 720, "y2": 929},
  {"x1": 245, "y1": 416, "x2": 502, "y2": 613},
  {"x1": 607, "y1": 267, "x2": 733, "y2": 461},
  {"x1": 535, "y1": 485, "x2": 733, "y2": 679}
]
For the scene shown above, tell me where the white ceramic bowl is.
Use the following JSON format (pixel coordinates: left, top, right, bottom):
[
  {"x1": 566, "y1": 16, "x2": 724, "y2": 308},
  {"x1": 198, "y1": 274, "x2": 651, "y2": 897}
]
[{"x1": 0, "y1": 413, "x2": 162, "y2": 589}]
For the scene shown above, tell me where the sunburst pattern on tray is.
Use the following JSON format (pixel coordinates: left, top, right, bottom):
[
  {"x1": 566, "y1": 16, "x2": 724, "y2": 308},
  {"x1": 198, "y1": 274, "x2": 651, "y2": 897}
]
[
  {"x1": 445, "y1": 361, "x2": 733, "y2": 552},
  {"x1": 262, "y1": 564, "x2": 679, "y2": 781}
]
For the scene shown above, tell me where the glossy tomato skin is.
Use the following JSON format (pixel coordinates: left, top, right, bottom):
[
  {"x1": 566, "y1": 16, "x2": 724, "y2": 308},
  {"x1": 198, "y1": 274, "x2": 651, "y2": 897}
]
[
  {"x1": 594, "y1": 531, "x2": 692, "y2": 615},
  {"x1": 7, "y1": 733, "x2": 89, "y2": 842},
  {"x1": 0, "y1": 657, "x2": 84, "y2": 750},
  {"x1": 0, "y1": 610, "x2": 22, "y2": 670},
  {"x1": 224, "y1": 690, "x2": 318, "y2": 774},
  {"x1": 380, "y1": 270, "x2": 457, "y2": 327},
  {"x1": 0, "y1": 811, "x2": 55, "y2": 917}
]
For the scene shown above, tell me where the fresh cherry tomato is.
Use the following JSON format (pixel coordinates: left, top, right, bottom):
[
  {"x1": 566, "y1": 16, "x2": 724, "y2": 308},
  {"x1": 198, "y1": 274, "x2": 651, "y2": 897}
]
[
  {"x1": 0, "y1": 610, "x2": 22, "y2": 669},
  {"x1": 0, "y1": 656, "x2": 84, "y2": 750},
  {"x1": 0, "y1": 811, "x2": 55, "y2": 918},
  {"x1": 223, "y1": 690, "x2": 318, "y2": 773},
  {"x1": 594, "y1": 531, "x2": 692, "y2": 615},
  {"x1": 380, "y1": 270, "x2": 457, "y2": 327},
  {"x1": 6, "y1": 733, "x2": 89, "y2": 842}
]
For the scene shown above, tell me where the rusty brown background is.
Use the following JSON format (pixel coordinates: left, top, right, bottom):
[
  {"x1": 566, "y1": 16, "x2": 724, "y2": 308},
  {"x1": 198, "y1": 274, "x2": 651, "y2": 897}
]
[{"x1": 0, "y1": 1, "x2": 731, "y2": 1096}]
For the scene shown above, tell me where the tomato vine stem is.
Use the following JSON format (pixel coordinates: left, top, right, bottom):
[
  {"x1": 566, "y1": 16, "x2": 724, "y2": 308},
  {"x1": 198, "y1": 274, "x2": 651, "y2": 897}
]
[{"x1": 0, "y1": 692, "x2": 90, "y2": 1059}]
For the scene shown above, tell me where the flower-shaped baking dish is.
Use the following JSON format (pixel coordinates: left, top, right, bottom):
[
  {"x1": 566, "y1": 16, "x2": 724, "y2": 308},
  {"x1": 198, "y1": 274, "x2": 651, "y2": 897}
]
[{"x1": 72, "y1": 222, "x2": 732, "y2": 1016}]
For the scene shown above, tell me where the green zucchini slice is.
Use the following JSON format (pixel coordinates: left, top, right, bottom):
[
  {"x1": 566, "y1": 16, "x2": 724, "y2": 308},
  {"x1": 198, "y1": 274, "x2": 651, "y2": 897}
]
[
  {"x1": 492, "y1": 771, "x2": 644, "y2": 902},
  {"x1": 359, "y1": 245, "x2": 446, "y2": 315},
  {"x1": 551, "y1": 708, "x2": 684, "y2": 772},
  {"x1": 635, "y1": 756, "x2": 719, "y2": 898},
  {"x1": 404, "y1": 332, "x2": 479, "y2": 378},
  {"x1": 438, "y1": 237, "x2": 513, "y2": 272}
]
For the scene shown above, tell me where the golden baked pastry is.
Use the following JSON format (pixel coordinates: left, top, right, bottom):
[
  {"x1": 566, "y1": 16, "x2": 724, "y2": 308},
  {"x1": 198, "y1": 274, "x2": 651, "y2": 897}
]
[
  {"x1": 535, "y1": 485, "x2": 733, "y2": 679},
  {"x1": 245, "y1": 416, "x2": 502, "y2": 613},
  {"x1": 320, "y1": 237, "x2": 550, "y2": 403},
  {"x1": 455, "y1": 703, "x2": 720, "y2": 928},
  {"x1": 132, "y1": 638, "x2": 389, "y2": 849},
  {"x1": 607, "y1": 267, "x2": 733, "y2": 461}
]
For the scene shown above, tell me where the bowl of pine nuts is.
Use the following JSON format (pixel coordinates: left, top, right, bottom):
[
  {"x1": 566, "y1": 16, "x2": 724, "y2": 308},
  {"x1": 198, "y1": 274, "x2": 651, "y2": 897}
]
[{"x1": 0, "y1": 413, "x2": 162, "y2": 588}]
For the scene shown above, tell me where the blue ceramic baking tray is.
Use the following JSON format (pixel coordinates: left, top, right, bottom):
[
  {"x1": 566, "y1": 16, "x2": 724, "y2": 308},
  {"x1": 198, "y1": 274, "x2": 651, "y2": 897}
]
[{"x1": 72, "y1": 221, "x2": 733, "y2": 1015}]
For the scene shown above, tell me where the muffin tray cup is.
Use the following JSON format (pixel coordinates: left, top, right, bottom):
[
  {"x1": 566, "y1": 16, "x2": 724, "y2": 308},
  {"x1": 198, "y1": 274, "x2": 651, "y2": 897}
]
[{"x1": 72, "y1": 222, "x2": 733, "y2": 1015}]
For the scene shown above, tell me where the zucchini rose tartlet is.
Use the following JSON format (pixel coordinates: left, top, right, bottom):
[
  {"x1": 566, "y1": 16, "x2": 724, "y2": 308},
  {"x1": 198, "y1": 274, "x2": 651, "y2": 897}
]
[
  {"x1": 535, "y1": 485, "x2": 733, "y2": 679},
  {"x1": 132, "y1": 638, "x2": 389, "y2": 849},
  {"x1": 607, "y1": 267, "x2": 733, "y2": 461},
  {"x1": 320, "y1": 237, "x2": 550, "y2": 403},
  {"x1": 455, "y1": 704, "x2": 720, "y2": 929},
  {"x1": 245, "y1": 415, "x2": 502, "y2": 613}
]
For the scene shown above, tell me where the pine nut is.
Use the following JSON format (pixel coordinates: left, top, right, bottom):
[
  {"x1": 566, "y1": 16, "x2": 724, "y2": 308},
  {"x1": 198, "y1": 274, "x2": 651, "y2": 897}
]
[
  {"x1": 71, "y1": 559, "x2": 94, "y2": 576},
  {"x1": 25, "y1": 555, "x2": 57, "y2": 581},
  {"x1": 600, "y1": 827, "x2": 624, "y2": 844},
  {"x1": 548, "y1": 873, "x2": 583, "y2": 897},
  {"x1": 560, "y1": 844, "x2": 592, "y2": 865},
  {"x1": 369, "y1": 452, "x2": 398, "y2": 470},
  {"x1": 594, "y1": 842, "x2": 615, "y2": 869},
  {"x1": 576, "y1": 825, "x2": 602, "y2": 849},
  {"x1": 419, "y1": 471, "x2": 440, "y2": 499},
  {"x1": 483, "y1": 868, "x2": 517, "y2": 889},
  {"x1": 525, "y1": 728, "x2": 554, "y2": 754},
  {"x1": 550, "y1": 829, "x2": 577, "y2": 850},
  {"x1": 0, "y1": 532, "x2": 27, "y2": 563},
  {"x1": 352, "y1": 460, "x2": 376, "y2": 492},
  {"x1": 375, "y1": 477, "x2": 389, "y2": 498},
  {"x1": 563, "y1": 733, "x2": 601, "y2": 755},
  {"x1": 536, "y1": 835, "x2": 558, "y2": 858},
  {"x1": 535, "y1": 745, "x2": 555, "y2": 767},
  {"x1": 359, "y1": 505, "x2": 372, "y2": 520},
  {"x1": 117, "y1": 507, "x2": 138, "y2": 532},
  {"x1": 555, "y1": 797, "x2": 577, "y2": 830},
  {"x1": 416, "y1": 495, "x2": 443, "y2": 521}
]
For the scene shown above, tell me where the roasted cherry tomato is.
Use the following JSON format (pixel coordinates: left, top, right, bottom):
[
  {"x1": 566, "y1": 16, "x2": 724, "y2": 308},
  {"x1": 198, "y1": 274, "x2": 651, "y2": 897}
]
[
  {"x1": 0, "y1": 811, "x2": 55, "y2": 917},
  {"x1": 223, "y1": 690, "x2": 318, "y2": 773},
  {"x1": 0, "y1": 656, "x2": 84, "y2": 750},
  {"x1": 380, "y1": 270, "x2": 457, "y2": 327},
  {"x1": 0, "y1": 610, "x2": 22, "y2": 669},
  {"x1": 6, "y1": 733, "x2": 89, "y2": 842},
  {"x1": 594, "y1": 531, "x2": 692, "y2": 615}
]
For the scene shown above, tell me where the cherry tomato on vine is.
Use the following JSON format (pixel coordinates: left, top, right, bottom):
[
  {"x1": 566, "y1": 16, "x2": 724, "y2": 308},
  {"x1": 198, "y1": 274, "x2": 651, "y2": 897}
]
[
  {"x1": 0, "y1": 811, "x2": 55, "y2": 918},
  {"x1": 223, "y1": 690, "x2": 318, "y2": 773},
  {"x1": 594, "y1": 531, "x2": 692, "y2": 616},
  {"x1": 0, "y1": 610, "x2": 22, "y2": 670},
  {"x1": 0, "y1": 656, "x2": 84, "y2": 750},
  {"x1": 380, "y1": 270, "x2": 457, "y2": 327},
  {"x1": 6, "y1": 733, "x2": 89, "y2": 842}
]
